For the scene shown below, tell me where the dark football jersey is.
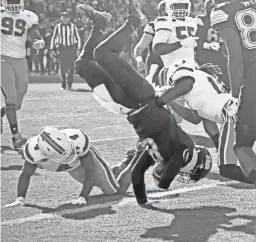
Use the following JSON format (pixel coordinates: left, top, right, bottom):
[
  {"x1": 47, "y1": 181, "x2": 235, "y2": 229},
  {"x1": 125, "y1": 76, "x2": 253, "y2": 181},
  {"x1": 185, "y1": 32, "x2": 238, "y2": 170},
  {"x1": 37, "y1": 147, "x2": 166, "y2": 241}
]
[{"x1": 210, "y1": 0, "x2": 256, "y2": 66}]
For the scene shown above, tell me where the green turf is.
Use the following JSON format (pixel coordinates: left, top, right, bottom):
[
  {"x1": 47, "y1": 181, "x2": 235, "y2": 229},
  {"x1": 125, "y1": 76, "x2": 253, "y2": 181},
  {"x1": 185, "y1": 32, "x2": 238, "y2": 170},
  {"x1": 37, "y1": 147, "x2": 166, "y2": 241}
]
[{"x1": 1, "y1": 84, "x2": 255, "y2": 242}]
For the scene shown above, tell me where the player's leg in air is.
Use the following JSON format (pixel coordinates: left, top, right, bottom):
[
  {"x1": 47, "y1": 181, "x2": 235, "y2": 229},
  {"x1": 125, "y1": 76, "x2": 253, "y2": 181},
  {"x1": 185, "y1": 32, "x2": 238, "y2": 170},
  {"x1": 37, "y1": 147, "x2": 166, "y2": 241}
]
[
  {"x1": 75, "y1": 5, "x2": 138, "y2": 110},
  {"x1": 1, "y1": 56, "x2": 28, "y2": 148}
]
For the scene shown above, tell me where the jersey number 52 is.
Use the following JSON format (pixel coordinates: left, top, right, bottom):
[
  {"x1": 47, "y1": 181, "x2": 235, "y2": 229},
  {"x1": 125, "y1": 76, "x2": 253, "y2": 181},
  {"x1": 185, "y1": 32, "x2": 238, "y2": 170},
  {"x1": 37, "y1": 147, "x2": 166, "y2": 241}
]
[
  {"x1": 1, "y1": 17, "x2": 26, "y2": 37},
  {"x1": 176, "y1": 26, "x2": 195, "y2": 40}
]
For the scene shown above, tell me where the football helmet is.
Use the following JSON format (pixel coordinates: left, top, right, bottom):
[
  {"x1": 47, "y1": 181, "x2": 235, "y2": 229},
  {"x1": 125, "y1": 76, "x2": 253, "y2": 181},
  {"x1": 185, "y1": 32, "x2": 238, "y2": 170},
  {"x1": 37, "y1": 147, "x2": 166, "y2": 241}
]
[
  {"x1": 157, "y1": 0, "x2": 167, "y2": 17},
  {"x1": 2, "y1": 0, "x2": 24, "y2": 12},
  {"x1": 165, "y1": 0, "x2": 191, "y2": 19},
  {"x1": 177, "y1": 145, "x2": 212, "y2": 183},
  {"x1": 38, "y1": 128, "x2": 77, "y2": 164}
]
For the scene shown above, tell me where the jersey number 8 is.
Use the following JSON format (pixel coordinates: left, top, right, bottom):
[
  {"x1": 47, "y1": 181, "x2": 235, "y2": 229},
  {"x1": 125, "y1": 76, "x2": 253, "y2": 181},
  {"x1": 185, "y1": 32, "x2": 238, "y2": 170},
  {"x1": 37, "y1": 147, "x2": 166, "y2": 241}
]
[
  {"x1": 1, "y1": 17, "x2": 26, "y2": 37},
  {"x1": 235, "y1": 8, "x2": 256, "y2": 49}
]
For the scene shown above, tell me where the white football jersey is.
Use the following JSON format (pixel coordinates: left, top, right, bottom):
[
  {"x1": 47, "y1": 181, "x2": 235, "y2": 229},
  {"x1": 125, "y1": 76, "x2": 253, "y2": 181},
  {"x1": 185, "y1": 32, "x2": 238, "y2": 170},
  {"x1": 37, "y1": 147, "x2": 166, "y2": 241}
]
[
  {"x1": 153, "y1": 16, "x2": 198, "y2": 67},
  {"x1": 183, "y1": 70, "x2": 231, "y2": 123},
  {"x1": 23, "y1": 129, "x2": 90, "y2": 172},
  {"x1": 1, "y1": 7, "x2": 38, "y2": 58}
]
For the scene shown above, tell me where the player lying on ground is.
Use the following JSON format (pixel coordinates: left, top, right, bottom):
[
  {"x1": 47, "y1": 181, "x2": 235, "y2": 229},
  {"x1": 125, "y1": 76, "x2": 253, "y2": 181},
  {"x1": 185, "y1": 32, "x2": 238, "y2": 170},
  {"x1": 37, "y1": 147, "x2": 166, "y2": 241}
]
[
  {"x1": 75, "y1": 0, "x2": 213, "y2": 204},
  {"x1": 1, "y1": 0, "x2": 45, "y2": 148},
  {"x1": 4, "y1": 127, "x2": 137, "y2": 207},
  {"x1": 210, "y1": 0, "x2": 256, "y2": 186}
]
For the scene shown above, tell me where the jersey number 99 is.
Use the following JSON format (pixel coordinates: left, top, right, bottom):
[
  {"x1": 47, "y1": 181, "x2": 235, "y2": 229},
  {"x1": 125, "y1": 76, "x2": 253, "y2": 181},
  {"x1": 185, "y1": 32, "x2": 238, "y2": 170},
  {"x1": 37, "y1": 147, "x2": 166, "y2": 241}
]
[
  {"x1": 235, "y1": 8, "x2": 256, "y2": 49},
  {"x1": 1, "y1": 17, "x2": 26, "y2": 37}
]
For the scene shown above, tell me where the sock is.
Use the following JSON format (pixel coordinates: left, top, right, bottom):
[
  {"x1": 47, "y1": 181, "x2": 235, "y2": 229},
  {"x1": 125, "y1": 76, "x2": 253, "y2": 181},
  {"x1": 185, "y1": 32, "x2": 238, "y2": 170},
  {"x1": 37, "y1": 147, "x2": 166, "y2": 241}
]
[
  {"x1": 1, "y1": 106, "x2": 6, "y2": 118},
  {"x1": 5, "y1": 104, "x2": 19, "y2": 135},
  {"x1": 10, "y1": 124, "x2": 18, "y2": 135},
  {"x1": 248, "y1": 169, "x2": 256, "y2": 185},
  {"x1": 210, "y1": 134, "x2": 219, "y2": 149},
  {"x1": 219, "y1": 165, "x2": 253, "y2": 184}
]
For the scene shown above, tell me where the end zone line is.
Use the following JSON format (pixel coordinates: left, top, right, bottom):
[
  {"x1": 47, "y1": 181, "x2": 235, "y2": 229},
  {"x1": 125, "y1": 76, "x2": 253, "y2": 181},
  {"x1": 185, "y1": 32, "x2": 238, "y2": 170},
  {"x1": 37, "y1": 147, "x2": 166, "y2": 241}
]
[{"x1": 1, "y1": 180, "x2": 234, "y2": 227}]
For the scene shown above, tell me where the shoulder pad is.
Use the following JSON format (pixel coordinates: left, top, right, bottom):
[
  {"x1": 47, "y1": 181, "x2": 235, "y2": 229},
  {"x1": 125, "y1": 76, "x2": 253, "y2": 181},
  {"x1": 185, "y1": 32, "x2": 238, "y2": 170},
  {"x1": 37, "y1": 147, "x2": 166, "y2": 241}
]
[
  {"x1": 144, "y1": 21, "x2": 155, "y2": 36},
  {"x1": 23, "y1": 136, "x2": 47, "y2": 164},
  {"x1": 23, "y1": 10, "x2": 39, "y2": 27},
  {"x1": 196, "y1": 16, "x2": 204, "y2": 26},
  {"x1": 64, "y1": 129, "x2": 90, "y2": 157},
  {"x1": 210, "y1": 6, "x2": 229, "y2": 27},
  {"x1": 154, "y1": 16, "x2": 173, "y2": 32}
]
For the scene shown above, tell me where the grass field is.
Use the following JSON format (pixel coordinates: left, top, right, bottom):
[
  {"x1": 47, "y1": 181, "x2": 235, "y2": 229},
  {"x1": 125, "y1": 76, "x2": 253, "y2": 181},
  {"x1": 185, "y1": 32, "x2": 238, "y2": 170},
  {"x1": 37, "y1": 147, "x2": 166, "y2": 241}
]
[{"x1": 1, "y1": 83, "x2": 256, "y2": 242}]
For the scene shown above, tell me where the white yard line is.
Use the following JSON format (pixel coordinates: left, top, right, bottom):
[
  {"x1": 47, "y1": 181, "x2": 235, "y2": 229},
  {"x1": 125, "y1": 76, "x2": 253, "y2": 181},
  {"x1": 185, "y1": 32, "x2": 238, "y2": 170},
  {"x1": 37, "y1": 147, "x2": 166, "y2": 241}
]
[
  {"x1": 91, "y1": 128, "x2": 204, "y2": 143},
  {"x1": 1, "y1": 180, "x2": 234, "y2": 227}
]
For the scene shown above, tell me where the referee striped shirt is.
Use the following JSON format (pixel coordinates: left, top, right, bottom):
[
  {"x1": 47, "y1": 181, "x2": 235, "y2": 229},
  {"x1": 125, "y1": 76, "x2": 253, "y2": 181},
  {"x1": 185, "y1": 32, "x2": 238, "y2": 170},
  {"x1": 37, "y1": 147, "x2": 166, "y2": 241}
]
[{"x1": 50, "y1": 23, "x2": 81, "y2": 50}]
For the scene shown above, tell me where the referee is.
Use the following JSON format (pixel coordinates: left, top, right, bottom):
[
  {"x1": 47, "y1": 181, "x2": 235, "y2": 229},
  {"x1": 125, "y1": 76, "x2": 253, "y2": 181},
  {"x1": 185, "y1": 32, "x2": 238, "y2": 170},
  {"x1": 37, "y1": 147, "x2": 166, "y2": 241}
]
[{"x1": 50, "y1": 12, "x2": 81, "y2": 89}]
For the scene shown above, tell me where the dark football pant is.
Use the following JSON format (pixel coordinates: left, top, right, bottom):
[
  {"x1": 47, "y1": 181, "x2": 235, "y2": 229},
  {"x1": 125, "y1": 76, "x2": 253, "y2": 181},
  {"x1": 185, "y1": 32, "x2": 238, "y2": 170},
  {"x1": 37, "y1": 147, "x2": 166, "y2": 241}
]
[{"x1": 75, "y1": 18, "x2": 138, "y2": 109}]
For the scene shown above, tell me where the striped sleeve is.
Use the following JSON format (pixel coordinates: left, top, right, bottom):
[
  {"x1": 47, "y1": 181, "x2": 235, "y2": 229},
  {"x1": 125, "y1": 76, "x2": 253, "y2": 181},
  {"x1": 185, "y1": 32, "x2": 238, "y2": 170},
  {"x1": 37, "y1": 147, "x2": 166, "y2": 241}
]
[
  {"x1": 144, "y1": 21, "x2": 155, "y2": 36},
  {"x1": 154, "y1": 17, "x2": 172, "y2": 32},
  {"x1": 73, "y1": 24, "x2": 82, "y2": 50},
  {"x1": 210, "y1": 7, "x2": 229, "y2": 27},
  {"x1": 50, "y1": 24, "x2": 59, "y2": 50}
]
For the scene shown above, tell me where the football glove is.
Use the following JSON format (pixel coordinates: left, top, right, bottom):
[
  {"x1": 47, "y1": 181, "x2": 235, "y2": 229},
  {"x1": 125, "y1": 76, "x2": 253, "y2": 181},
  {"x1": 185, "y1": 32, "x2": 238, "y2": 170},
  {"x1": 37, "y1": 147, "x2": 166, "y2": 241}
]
[
  {"x1": 203, "y1": 42, "x2": 220, "y2": 51},
  {"x1": 180, "y1": 37, "x2": 198, "y2": 48},
  {"x1": 33, "y1": 39, "x2": 45, "y2": 50},
  {"x1": 3, "y1": 197, "x2": 25, "y2": 208},
  {"x1": 225, "y1": 97, "x2": 239, "y2": 120},
  {"x1": 70, "y1": 196, "x2": 87, "y2": 205},
  {"x1": 137, "y1": 60, "x2": 148, "y2": 74}
]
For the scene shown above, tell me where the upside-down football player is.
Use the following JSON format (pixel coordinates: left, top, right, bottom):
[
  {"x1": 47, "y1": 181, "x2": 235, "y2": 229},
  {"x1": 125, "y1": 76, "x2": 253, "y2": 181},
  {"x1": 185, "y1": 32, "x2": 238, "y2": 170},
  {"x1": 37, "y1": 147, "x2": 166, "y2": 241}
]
[
  {"x1": 210, "y1": 0, "x2": 256, "y2": 186},
  {"x1": 1, "y1": 0, "x2": 45, "y2": 148},
  {"x1": 75, "y1": 0, "x2": 213, "y2": 205},
  {"x1": 4, "y1": 127, "x2": 138, "y2": 207}
]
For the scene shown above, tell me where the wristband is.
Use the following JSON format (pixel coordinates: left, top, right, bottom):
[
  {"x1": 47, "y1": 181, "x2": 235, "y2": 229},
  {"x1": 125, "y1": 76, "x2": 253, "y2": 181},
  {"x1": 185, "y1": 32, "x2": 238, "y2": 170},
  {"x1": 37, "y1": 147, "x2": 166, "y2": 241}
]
[
  {"x1": 136, "y1": 56, "x2": 143, "y2": 63},
  {"x1": 17, "y1": 197, "x2": 25, "y2": 201}
]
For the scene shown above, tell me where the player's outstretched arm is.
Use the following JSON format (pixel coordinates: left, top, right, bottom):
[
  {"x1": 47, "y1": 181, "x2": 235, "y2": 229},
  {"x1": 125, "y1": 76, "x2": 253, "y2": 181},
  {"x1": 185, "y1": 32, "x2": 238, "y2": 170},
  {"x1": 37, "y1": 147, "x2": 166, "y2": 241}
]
[
  {"x1": 156, "y1": 78, "x2": 194, "y2": 107},
  {"x1": 69, "y1": 153, "x2": 95, "y2": 205},
  {"x1": 134, "y1": 33, "x2": 153, "y2": 74},
  {"x1": 4, "y1": 161, "x2": 37, "y2": 208},
  {"x1": 169, "y1": 101, "x2": 202, "y2": 125}
]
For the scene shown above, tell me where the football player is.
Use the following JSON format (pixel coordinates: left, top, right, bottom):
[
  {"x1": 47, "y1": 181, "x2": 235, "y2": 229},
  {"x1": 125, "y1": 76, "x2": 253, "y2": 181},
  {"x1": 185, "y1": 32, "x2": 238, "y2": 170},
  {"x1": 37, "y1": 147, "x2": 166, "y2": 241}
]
[
  {"x1": 196, "y1": 0, "x2": 230, "y2": 91},
  {"x1": 1, "y1": 0, "x2": 45, "y2": 148},
  {"x1": 134, "y1": 0, "x2": 166, "y2": 82},
  {"x1": 210, "y1": 0, "x2": 256, "y2": 186},
  {"x1": 168, "y1": 98, "x2": 253, "y2": 185},
  {"x1": 75, "y1": 0, "x2": 213, "y2": 205},
  {"x1": 152, "y1": 0, "x2": 238, "y2": 125},
  {"x1": 4, "y1": 127, "x2": 137, "y2": 207}
]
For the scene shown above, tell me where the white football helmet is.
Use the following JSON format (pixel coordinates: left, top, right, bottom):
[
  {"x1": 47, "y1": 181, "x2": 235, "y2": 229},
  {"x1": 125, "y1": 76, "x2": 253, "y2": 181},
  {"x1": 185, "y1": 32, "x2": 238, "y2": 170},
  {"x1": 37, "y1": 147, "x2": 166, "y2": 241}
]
[
  {"x1": 2, "y1": 0, "x2": 24, "y2": 12},
  {"x1": 38, "y1": 128, "x2": 77, "y2": 164},
  {"x1": 165, "y1": 0, "x2": 191, "y2": 19}
]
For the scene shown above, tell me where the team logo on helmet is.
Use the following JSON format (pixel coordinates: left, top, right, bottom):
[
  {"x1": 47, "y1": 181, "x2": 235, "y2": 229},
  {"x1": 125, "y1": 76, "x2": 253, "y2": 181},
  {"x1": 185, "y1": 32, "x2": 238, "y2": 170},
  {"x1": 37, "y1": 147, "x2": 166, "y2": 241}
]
[{"x1": 37, "y1": 128, "x2": 77, "y2": 164}]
